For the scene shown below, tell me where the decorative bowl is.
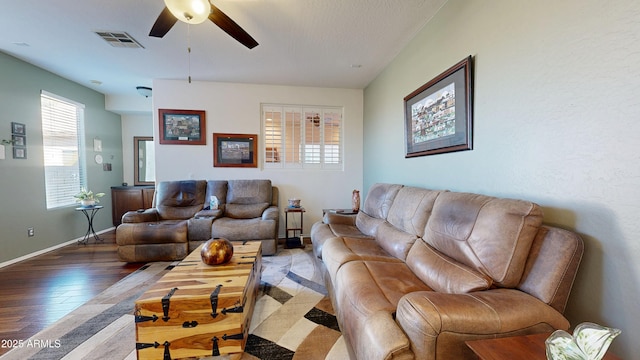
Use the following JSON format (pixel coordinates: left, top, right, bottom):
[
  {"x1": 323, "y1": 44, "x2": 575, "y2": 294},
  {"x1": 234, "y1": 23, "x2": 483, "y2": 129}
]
[
  {"x1": 288, "y1": 198, "x2": 301, "y2": 208},
  {"x1": 200, "y1": 238, "x2": 234, "y2": 265}
]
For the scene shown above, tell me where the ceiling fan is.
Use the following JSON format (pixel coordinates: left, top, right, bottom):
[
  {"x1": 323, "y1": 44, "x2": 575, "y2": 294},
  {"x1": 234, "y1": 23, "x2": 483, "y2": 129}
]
[{"x1": 149, "y1": 0, "x2": 259, "y2": 49}]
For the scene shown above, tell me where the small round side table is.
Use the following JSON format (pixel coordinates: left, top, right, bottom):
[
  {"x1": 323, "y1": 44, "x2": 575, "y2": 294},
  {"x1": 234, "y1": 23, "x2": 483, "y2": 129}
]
[{"x1": 75, "y1": 205, "x2": 104, "y2": 245}]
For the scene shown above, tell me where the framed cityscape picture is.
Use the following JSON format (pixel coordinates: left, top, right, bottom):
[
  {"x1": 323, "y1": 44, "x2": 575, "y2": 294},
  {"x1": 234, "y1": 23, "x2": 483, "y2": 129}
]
[
  {"x1": 404, "y1": 56, "x2": 473, "y2": 157},
  {"x1": 213, "y1": 133, "x2": 257, "y2": 168},
  {"x1": 158, "y1": 109, "x2": 206, "y2": 145}
]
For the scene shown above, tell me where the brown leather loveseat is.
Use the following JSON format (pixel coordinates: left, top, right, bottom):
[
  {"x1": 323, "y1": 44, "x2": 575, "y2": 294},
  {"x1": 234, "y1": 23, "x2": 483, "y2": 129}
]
[
  {"x1": 310, "y1": 183, "x2": 584, "y2": 360},
  {"x1": 116, "y1": 179, "x2": 279, "y2": 262}
]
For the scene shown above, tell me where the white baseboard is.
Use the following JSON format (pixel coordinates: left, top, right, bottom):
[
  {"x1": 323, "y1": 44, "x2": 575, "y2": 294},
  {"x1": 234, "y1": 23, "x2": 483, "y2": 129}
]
[{"x1": 0, "y1": 227, "x2": 116, "y2": 269}]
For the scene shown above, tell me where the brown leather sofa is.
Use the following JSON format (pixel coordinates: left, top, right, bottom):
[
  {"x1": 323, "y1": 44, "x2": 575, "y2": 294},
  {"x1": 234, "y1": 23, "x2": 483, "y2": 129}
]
[
  {"x1": 310, "y1": 183, "x2": 584, "y2": 360},
  {"x1": 116, "y1": 179, "x2": 279, "y2": 262}
]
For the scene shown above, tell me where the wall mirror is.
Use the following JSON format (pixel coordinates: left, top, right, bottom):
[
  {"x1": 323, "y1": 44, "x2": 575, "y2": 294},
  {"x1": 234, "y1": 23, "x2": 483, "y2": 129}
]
[{"x1": 134, "y1": 136, "x2": 155, "y2": 185}]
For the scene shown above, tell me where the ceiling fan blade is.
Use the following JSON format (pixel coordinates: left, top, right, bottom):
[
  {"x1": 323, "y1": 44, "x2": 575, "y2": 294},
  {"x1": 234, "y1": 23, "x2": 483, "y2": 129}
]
[
  {"x1": 209, "y1": 3, "x2": 259, "y2": 49},
  {"x1": 149, "y1": 7, "x2": 178, "y2": 38}
]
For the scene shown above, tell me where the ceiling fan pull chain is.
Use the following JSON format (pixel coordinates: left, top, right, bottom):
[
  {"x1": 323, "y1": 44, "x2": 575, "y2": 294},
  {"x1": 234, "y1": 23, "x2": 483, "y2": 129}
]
[{"x1": 188, "y1": 24, "x2": 192, "y2": 83}]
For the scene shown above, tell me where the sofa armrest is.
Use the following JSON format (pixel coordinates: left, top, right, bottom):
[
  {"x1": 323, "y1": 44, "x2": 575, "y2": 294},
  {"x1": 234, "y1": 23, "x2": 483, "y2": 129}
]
[
  {"x1": 395, "y1": 289, "x2": 570, "y2": 359},
  {"x1": 356, "y1": 311, "x2": 414, "y2": 360},
  {"x1": 195, "y1": 209, "x2": 223, "y2": 219},
  {"x1": 262, "y1": 206, "x2": 279, "y2": 221},
  {"x1": 121, "y1": 209, "x2": 159, "y2": 223},
  {"x1": 323, "y1": 212, "x2": 357, "y2": 225}
]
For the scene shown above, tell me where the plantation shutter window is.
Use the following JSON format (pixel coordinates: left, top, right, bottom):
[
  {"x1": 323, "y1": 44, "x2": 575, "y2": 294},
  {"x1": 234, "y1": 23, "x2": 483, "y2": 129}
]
[
  {"x1": 304, "y1": 109, "x2": 321, "y2": 165},
  {"x1": 284, "y1": 108, "x2": 302, "y2": 167},
  {"x1": 264, "y1": 108, "x2": 282, "y2": 164},
  {"x1": 262, "y1": 104, "x2": 343, "y2": 170},
  {"x1": 323, "y1": 109, "x2": 342, "y2": 167}
]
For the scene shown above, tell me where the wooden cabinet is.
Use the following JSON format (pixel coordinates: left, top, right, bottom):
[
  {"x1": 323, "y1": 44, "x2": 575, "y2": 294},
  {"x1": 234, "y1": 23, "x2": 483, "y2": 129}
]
[{"x1": 111, "y1": 186, "x2": 155, "y2": 226}]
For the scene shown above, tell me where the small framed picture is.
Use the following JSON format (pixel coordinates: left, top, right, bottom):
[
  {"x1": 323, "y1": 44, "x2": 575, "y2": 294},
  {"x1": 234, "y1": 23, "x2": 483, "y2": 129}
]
[
  {"x1": 12, "y1": 135, "x2": 26, "y2": 147},
  {"x1": 11, "y1": 122, "x2": 26, "y2": 135},
  {"x1": 13, "y1": 147, "x2": 27, "y2": 159}
]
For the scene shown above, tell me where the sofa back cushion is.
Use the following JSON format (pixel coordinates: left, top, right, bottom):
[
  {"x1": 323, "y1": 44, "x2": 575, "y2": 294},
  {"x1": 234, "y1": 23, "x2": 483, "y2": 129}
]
[
  {"x1": 355, "y1": 212, "x2": 385, "y2": 237},
  {"x1": 423, "y1": 192, "x2": 543, "y2": 287},
  {"x1": 205, "y1": 180, "x2": 228, "y2": 208},
  {"x1": 156, "y1": 180, "x2": 208, "y2": 220},
  {"x1": 225, "y1": 202, "x2": 270, "y2": 219},
  {"x1": 375, "y1": 222, "x2": 419, "y2": 260},
  {"x1": 356, "y1": 183, "x2": 403, "y2": 237},
  {"x1": 226, "y1": 179, "x2": 273, "y2": 204},
  {"x1": 406, "y1": 239, "x2": 492, "y2": 293},
  {"x1": 386, "y1": 187, "x2": 441, "y2": 238},
  {"x1": 517, "y1": 226, "x2": 584, "y2": 313},
  {"x1": 374, "y1": 187, "x2": 442, "y2": 260},
  {"x1": 362, "y1": 183, "x2": 403, "y2": 220}
]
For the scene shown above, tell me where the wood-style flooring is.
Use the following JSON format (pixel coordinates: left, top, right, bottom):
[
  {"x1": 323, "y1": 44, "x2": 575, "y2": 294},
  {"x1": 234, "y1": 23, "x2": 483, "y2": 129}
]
[{"x1": 0, "y1": 230, "x2": 143, "y2": 356}]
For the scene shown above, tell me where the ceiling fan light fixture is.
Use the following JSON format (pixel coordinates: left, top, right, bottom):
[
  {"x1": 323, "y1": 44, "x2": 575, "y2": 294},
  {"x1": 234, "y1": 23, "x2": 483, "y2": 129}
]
[
  {"x1": 136, "y1": 86, "x2": 153, "y2": 98},
  {"x1": 164, "y1": 0, "x2": 211, "y2": 24}
]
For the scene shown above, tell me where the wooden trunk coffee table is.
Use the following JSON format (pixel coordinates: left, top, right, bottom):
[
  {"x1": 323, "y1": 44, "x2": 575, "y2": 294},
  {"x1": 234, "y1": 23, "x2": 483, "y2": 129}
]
[
  {"x1": 134, "y1": 241, "x2": 262, "y2": 360},
  {"x1": 465, "y1": 332, "x2": 621, "y2": 360}
]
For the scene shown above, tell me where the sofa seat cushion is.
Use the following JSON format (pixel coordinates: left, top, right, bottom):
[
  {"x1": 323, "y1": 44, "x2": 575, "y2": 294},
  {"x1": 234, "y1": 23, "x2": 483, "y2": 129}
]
[
  {"x1": 211, "y1": 217, "x2": 276, "y2": 241},
  {"x1": 116, "y1": 220, "x2": 188, "y2": 246},
  {"x1": 323, "y1": 236, "x2": 402, "y2": 286},
  {"x1": 334, "y1": 260, "x2": 431, "y2": 358},
  {"x1": 328, "y1": 223, "x2": 374, "y2": 238}
]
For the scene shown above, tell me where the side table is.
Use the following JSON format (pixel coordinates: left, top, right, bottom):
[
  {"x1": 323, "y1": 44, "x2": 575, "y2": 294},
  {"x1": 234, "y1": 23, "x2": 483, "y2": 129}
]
[
  {"x1": 75, "y1": 205, "x2": 104, "y2": 245},
  {"x1": 322, "y1": 208, "x2": 359, "y2": 216},
  {"x1": 284, "y1": 207, "x2": 305, "y2": 249},
  {"x1": 465, "y1": 332, "x2": 621, "y2": 360}
]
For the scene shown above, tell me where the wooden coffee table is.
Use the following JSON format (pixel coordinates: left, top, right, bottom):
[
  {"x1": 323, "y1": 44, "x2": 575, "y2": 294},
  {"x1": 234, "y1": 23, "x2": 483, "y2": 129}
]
[
  {"x1": 134, "y1": 241, "x2": 262, "y2": 360},
  {"x1": 466, "y1": 332, "x2": 621, "y2": 360}
]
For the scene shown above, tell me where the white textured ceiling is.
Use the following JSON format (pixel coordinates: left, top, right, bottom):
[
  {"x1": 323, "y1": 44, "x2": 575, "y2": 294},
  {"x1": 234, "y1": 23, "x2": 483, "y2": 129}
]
[{"x1": 0, "y1": 0, "x2": 446, "y2": 98}]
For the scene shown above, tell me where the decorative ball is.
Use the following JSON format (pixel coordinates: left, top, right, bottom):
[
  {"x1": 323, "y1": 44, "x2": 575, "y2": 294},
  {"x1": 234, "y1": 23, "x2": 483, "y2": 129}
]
[{"x1": 201, "y1": 238, "x2": 234, "y2": 265}]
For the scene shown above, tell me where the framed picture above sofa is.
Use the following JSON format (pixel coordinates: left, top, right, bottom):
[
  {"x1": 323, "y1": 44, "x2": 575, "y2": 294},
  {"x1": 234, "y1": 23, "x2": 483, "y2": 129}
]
[
  {"x1": 404, "y1": 56, "x2": 473, "y2": 157},
  {"x1": 213, "y1": 133, "x2": 258, "y2": 168},
  {"x1": 158, "y1": 109, "x2": 206, "y2": 145}
]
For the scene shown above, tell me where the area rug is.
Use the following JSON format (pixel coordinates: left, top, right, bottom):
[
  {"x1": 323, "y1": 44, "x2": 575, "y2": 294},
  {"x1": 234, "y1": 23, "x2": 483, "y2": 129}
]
[{"x1": 0, "y1": 247, "x2": 350, "y2": 360}]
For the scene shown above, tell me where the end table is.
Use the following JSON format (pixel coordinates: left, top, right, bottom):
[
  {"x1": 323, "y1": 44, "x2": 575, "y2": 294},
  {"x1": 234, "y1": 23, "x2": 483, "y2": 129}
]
[
  {"x1": 75, "y1": 205, "x2": 104, "y2": 245},
  {"x1": 322, "y1": 208, "x2": 359, "y2": 216},
  {"x1": 465, "y1": 332, "x2": 621, "y2": 360},
  {"x1": 284, "y1": 207, "x2": 305, "y2": 249}
]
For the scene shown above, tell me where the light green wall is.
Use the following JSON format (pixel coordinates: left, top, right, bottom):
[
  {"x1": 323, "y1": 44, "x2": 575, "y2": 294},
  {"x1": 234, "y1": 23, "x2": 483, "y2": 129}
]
[
  {"x1": 363, "y1": 0, "x2": 639, "y2": 358},
  {"x1": 0, "y1": 51, "x2": 123, "y2": 263}
]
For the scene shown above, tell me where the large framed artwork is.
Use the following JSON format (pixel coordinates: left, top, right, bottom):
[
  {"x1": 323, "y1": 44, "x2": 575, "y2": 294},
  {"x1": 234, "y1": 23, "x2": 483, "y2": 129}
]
[
  {"x1": 158, "y1": 109, "x2": 206, "y2": 145},
  {"x1": 404, "y1": 56, "x2": 473, "y2": 157},
  {"x1": 213, "y1": 133, "x2": 258, "y2": 168}
]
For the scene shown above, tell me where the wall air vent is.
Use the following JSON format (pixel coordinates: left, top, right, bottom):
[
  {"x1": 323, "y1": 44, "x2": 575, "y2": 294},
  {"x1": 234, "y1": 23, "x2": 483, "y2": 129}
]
[{"x1": 95, "y1": 31, "x2": 144, "y2": 49}]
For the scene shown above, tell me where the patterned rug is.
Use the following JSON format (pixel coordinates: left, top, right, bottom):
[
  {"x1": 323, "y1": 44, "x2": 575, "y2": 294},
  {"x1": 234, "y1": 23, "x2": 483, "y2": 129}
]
[{"x1": 0, "y1": 247, "x2": 350, "y2": 360}]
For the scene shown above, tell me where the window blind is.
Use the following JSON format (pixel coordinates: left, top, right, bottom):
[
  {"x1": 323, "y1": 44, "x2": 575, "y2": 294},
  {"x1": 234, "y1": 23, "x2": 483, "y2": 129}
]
[{"x1": 41, "y1": 91, "x2": 86, "y2": 209}]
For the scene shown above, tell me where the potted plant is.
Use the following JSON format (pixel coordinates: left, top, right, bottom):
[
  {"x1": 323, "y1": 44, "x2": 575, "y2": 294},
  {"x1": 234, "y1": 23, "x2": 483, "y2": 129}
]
[{"x1": 74, "y1": 187, "x2": 105, "y2": 207}]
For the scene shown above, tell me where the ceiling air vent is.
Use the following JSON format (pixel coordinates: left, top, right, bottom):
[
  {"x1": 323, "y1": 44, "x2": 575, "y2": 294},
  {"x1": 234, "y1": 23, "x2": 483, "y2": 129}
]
[{"x1": 95, "y1": 31, "x2": 144, "y2": 49}]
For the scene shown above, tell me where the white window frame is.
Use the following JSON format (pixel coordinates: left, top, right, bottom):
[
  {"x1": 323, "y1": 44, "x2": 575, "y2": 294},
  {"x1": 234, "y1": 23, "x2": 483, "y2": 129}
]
[
  {"x1": 41, "y1": 91, "x2": 87, "y2": 209},
  {"x1": 262, "y1": 104, "x2": 343, "y2": 170}
]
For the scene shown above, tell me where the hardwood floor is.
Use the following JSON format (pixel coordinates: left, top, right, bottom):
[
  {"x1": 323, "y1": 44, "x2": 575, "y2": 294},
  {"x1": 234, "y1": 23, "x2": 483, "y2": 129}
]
[{"x1": 0, "y1": 230, "x2": 143, "y2": 356}]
